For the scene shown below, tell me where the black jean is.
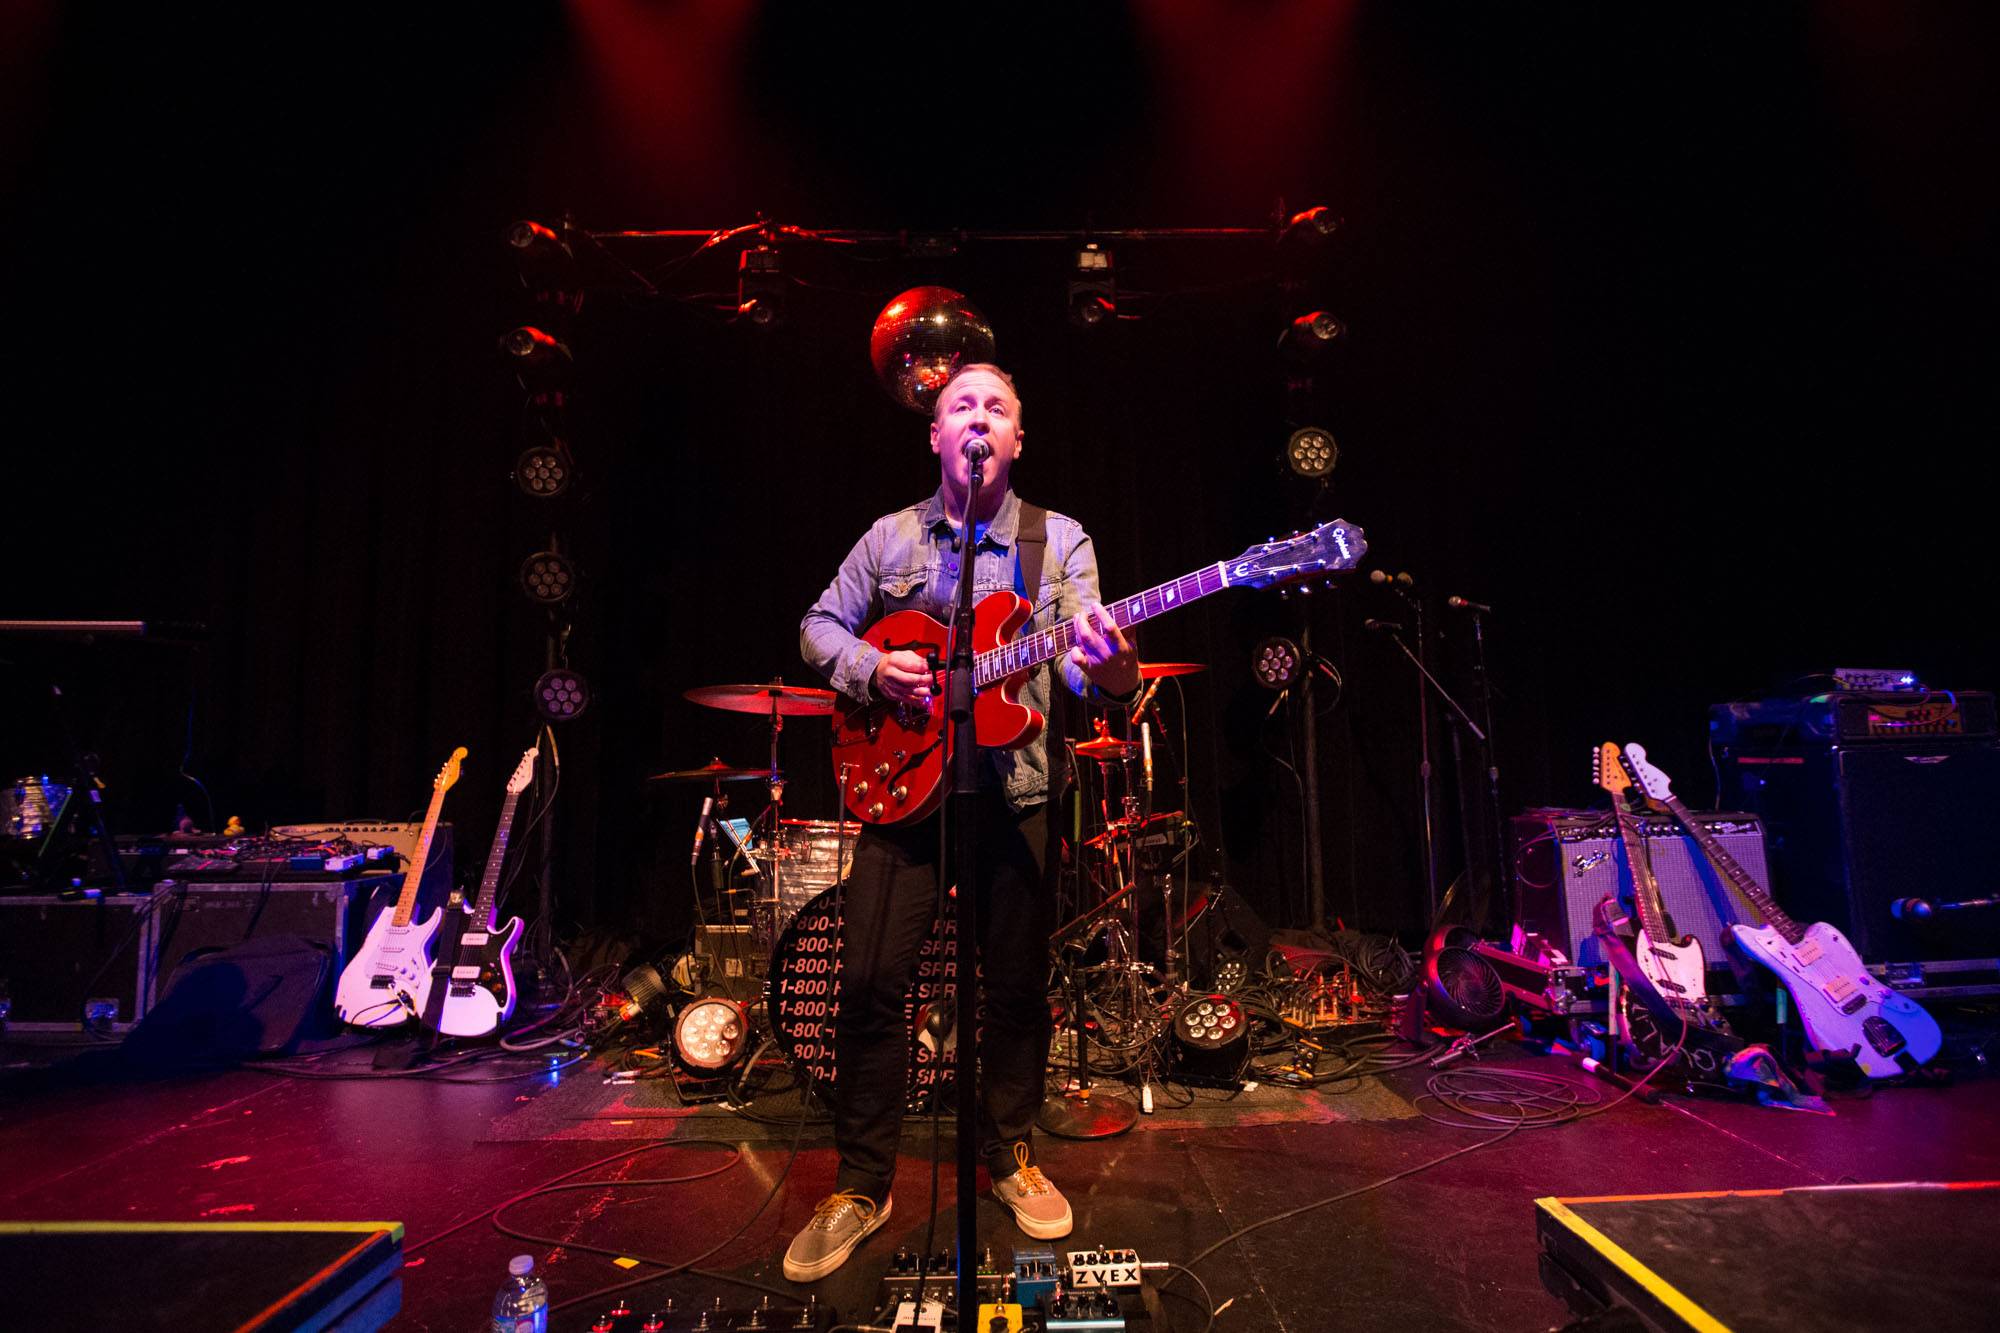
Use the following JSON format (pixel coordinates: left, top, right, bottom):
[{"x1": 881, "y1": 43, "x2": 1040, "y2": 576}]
[{"x1": 830, "y1": 791, "x2": 1052, "y2": 1203}]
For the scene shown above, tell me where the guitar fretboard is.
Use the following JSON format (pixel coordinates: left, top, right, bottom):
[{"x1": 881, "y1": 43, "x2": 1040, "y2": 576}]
[
  {"x1": 1608, "y1": 792, "x2": 1673, "y2": 947},
  {"x1": 471, "y1": 791, "x2": 523, "y2": 930},
  {"x1": 1661, "y1": 793, "x2": 1802, "y2": 945},
  {"x1": 975, "y1": 564, "x2": 1229, "y2": 687},
  {"x1": 392, "y1": 785, "x2": 449, "y2": 929}
]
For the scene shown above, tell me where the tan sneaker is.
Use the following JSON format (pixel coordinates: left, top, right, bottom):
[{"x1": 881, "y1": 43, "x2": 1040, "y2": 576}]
[
  {"x1": 783, "y1": 1191, "x2": 893, "y2": 1283},
  {"x1": 992, "y1": 1142, "x2": 1072, "y2": 1239}
]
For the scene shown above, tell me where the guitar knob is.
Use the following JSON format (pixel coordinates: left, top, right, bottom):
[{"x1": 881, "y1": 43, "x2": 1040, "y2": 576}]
[
  {"x1": 875, "y1": 762, "x2": 892, "y2": 779},
  {"x1": 853, "y1": 782, "x2": 869, "y2": 797},
  {"x1": 868, "y1": 802, "x2": 885, "y2": 820},
  {"x1": 892, "y1": 785, "x2": 908, "y2": 802}
]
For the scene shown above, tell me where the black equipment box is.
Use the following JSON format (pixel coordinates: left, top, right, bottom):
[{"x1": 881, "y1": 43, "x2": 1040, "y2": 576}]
[
  {"x1": 0, "y1": 869, "x2": 448, "y2": 1033},
  {"x1": 1537, "y1": 1182, "x2": 2000, "y2": 1332},
  {"x1": 0, "y1": 894, "x2": 156, "y2": 1032},
  {"x1": 1511, "y1": 808, "x2": 1770, "y2": 973},
  {"x1": 1710, "y1": 690, "x2": 1996, "y2": 747}
]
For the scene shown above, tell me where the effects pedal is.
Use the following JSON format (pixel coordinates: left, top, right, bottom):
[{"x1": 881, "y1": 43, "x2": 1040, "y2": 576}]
[
  {"x1": 586, "y1": 1294, "x2": 828, "y2": 1331},
  {"x1": 1011, "y1": 1246, "x2": 1061, "y2": 1310},
  {"x1": 1064, "y1": 1247, "x2": 1142, "y2": 1291},
  {"x1": 889, "y1": 1299, "x2": 945, "y2": 1333},
  {"x1": 974, "y1": 1304, "x2": 1025, "y2": 1332},
  {"x1": 1044, "y1": 1292, "x2": 1126, "y2": 1331},
  {"x1": 880, "y1": 1246, "x2": 1009, "y2": 1301}
]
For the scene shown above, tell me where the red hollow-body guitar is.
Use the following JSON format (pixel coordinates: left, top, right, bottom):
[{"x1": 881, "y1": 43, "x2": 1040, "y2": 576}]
[{"x1": 830, "y1": 519, "x2": 1367, "y2": 825}]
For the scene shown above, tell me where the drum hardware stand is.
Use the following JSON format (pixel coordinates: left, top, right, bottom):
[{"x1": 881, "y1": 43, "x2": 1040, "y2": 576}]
[{"x1": 1039, "y1": 932, "x2": 1138, "y2": 1139}]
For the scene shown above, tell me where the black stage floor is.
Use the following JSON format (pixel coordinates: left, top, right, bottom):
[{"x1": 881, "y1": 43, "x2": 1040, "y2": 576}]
[{"x1": 2, "y1": 1035, "x2": 1995, "y2": 1332}]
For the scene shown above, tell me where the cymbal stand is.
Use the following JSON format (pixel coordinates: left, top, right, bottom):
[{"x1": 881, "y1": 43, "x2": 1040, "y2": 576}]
[{"x1": 1039, "y1": 741, "x2": 1138, "y2": 1139}]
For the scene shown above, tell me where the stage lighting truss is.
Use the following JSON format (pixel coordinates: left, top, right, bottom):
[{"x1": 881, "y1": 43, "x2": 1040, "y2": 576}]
[
  {"x1": 533, "y1": 667, "x2": 591, "y2": 722},
  {"x1": 1285, "y1": 426, "x2": 1338, "y2": 480},
  {"x1": 506, "y1": 219, "x2": 581, "y2": 310},
  {"x1": 1067, "y1": 242, "x2": 1116, "y2": 329},
  {"x1": 1278, "y1": 310, "x2": 1347, "y2": 363},
  {"x1": 500, "y1": 325, "x2": 573, "y2": 386},
  {"x1": 673, "y1": 995, "x2": 751, "y2": 1072},
  {"x1": 735, "y1": 245, "x2": 784, "y2": 327},
  {"x1": 513, "y1": 440, "x2": 574, "y2": 499},
  {"x1": 519, "y1": 550, "x2": 578, "y2": 605},
  {"x1": 1252, "y1": 636, "x2": 1304, "y2": 690}
]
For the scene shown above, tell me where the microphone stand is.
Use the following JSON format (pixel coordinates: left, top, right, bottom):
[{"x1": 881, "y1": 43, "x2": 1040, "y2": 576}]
[
  {"x1": 1373, "y1": 619, "x2": 1485, "y2": 926},
  {"x1": 945, "y1": 443, "x2": 987, "y2": 1328},
  {"x1": 1463, "y1": 603, "x2": 1506, "y2": 937}
]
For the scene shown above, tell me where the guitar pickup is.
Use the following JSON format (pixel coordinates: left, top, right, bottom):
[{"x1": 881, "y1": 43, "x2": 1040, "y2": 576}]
[{"x1": 451, "y1": 965, "x2": 482, "y2": 980}]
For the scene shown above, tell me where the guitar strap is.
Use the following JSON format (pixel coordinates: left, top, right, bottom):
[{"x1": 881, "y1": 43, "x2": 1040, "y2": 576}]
[
  {"x1": 1013, "y1": 502, "x2": 1074, "y2": 855},
  {"x1": 1014, "y1": 501, "x2": 1048, "y2": 605}
]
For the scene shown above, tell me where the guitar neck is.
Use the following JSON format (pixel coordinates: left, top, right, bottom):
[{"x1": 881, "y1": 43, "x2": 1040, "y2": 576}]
[
  {"x1": 1608, "y1": 796, "x2": 1673, "y2": 946},
  {"x1": 975, "y1": 563, "x2": 1230, "y2": 687},
  {"x1": 1660, "y1": 792, "x2": 1802, "y2": 944},
  {"x1": 469, "y1": 791, "x2": 524, "y2": 928},
  {"x1": 391, "y1": 786, "x2": 449, "y2": 928}
]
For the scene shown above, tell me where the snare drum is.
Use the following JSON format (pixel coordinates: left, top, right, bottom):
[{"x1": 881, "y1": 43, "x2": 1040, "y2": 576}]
[
  {"x1": 3, "y1": 776, "x2": 69, "y2": 840},
  {"x1": 770, "y1": 818, "x2": 861, "y2": 934}
]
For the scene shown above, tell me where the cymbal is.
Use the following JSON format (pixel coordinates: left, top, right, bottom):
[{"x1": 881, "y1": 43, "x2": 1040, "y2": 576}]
[
  {"x1": 1084, "y1": 810, "x2": 1191, "y2": 851},
  {"x1": 1074, "y1": 735, "x2": 1139, "y2": 760},
  {"x1": 684, "y1": 683, "x2": 838, "y2": 716},
  {"x1": 1138, "y1": 662, "x2": 1207, "y2": 679},
  {"x1": 646, "y1": 759, "x2": 772, "y2": 783}
]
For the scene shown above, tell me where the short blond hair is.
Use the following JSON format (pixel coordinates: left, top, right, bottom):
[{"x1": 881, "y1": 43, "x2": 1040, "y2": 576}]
[{"x1": 932, "y1": 363, "x2": 1022, "y2": 426}]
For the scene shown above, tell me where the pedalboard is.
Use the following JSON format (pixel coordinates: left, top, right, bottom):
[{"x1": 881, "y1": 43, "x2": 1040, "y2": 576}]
[
  {"x1": 869, "y1": 1244, "x2": 1151, "y2": 1331},
  {"x1": 584, "y1": 1295, "x2": 830, "y2": 1331}
]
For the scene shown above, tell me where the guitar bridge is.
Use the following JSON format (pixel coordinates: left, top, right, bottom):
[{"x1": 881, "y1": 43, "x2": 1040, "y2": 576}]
[
  {"x1": 449, "y1": 983, "x2": 477, "y2": 998},
  {"x1": 370, "y1": 976, "x2": 393, "y2": 990},
  {"x1": 1862, "y1": 1014, "x2": 1907, "y2": 1057}
]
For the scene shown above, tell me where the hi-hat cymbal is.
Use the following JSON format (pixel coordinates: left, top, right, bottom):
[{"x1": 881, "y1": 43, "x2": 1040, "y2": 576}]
[
  {"x1": 684, "y1": 682, "x2": 838, "y2": 716},
  {"x1": 1074, "y1": 735, "x2": 1140, "y2": 760},
  {"x1": 646, "y1": 759, "x2": 772, "y2": 783},
  {"x1": 1138, "y1": 662, "x2": 1207, "y2": 679}
]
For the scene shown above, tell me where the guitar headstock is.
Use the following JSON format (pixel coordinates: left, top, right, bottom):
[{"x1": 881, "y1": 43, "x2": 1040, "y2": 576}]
[
  {"x1": 1225, "y1": 519, "x2": 1368, "y2": 589},
  {"x1": 1590, "y1": 742, "x2": 1630, "y2": 801},
  {"x1": 1621, "y1": 741, "x2": 1675, "y2": 805},
  {"x1": 436, "y1": 746, "x2": 469, "y2": 793},
  {"x1": 506, "y1": 745, "x2": 540, "y2": 795}
]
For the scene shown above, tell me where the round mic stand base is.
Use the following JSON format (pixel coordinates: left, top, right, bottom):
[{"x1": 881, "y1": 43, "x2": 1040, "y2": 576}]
[{"x1": 1037, "y1": 1087, "x2": 1137, "y2": 1139}]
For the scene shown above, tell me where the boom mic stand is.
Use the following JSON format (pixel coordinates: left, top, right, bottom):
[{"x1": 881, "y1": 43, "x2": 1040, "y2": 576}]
[
  {"x1": 1365, "y1": 609, "x2": 1485, "y2": 928},
  {"x1": 945, "y1": 439, "x2": 988, "y2": 1328}
]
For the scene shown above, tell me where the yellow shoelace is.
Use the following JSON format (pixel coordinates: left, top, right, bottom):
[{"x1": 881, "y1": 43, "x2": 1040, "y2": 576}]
[
  {"x1": 1011, "y1": 1142, "x2": 1053, "y2": 1195},
  {"x1": 811, "y1": 1190, "x2": 878, "y2": 1229}
]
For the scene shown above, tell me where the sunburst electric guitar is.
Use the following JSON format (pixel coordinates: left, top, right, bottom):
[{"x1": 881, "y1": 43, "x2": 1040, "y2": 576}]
[
  {"x1": 432, "y1": 745, "x2": 536, "y2": 1038},
  {"x1": 334, "y1": 747, "x2": 466, "y2": 1028},
  {"x1": 830, "y1": 518, "x2": 1367, "y2": 825},
  {"x1": 1620, "y1": 741, "x2": 1941, "y2": 1078}
]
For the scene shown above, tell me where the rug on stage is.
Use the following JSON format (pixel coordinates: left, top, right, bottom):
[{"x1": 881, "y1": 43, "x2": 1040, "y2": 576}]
[{"x1": 482, "y1": 1061, "x2": 1419, "y2": 1143}]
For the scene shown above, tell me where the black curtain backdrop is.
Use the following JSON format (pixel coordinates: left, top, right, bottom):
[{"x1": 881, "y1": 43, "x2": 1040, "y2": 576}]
[{"x1": 7, "y1": 4, "x2": 1994, "y2": 952}]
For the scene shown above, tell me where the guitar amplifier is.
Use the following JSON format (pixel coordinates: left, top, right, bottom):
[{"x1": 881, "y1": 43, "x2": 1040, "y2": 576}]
[
  {"x1": 146, "y1": 874, "x2": 411, "y2": 1011},
  {"x1": 1512, "y1": 809, "x2": 1770, "y2": 973},
  {"x1": 1719, "y1": 740, "x2": 2000, "y2": 985}
]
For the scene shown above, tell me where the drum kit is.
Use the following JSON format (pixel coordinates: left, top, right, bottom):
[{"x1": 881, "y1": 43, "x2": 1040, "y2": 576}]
[{"x1": 654, "y1": 661, "x2": 1215, "y2": 1110}]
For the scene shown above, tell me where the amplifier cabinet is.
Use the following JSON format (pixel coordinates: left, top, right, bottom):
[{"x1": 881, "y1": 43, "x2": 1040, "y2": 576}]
[
  {"x1": 1720, "y1": 742, "x2": 2000, "y2": 970},
  {"x1": 147, "y1": 874, "x2": 408, "y2": 1010},
  {"x1": 1512, "y1": 810, "x2": 1770, "y2": 973},
  {"x1": 0, "y1": 894, "x2": 155, "y2": 1031}
]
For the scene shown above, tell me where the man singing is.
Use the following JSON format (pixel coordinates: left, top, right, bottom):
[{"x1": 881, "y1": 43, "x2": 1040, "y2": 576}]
[{"x1": 789, "y1": 363, "x2": 1140, "y2": 1282}]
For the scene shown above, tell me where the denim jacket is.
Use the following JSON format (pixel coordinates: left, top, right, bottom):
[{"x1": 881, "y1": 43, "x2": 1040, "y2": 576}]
[{"x1": 800, "y1": 486, "x2": 1118, "y2": 812}]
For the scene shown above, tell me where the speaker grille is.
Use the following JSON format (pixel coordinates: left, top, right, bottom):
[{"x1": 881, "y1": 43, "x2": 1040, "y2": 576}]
[{"x1": 1513, "y1": 811, "x2": 1769, "y2": 970}]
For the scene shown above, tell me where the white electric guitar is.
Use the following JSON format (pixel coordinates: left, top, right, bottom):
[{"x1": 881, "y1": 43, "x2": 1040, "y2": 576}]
[
  {"x1": 1591, "y1": 742, "x2": 1712, "y2": 1013},
  {"x1": 1622, "y1": 742, "x2": 1942, "y2": 1078},
  {"x1": 334, "y1": 747, "x2": 466, "y2": 1028},
  {"x1": 433, "y1": 745, "x2": 536, "y2": 1038}
]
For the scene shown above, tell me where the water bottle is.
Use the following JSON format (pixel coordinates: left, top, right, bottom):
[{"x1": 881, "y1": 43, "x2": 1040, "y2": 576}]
[{"x1": 488, "y1": 1254, "x2": 548, "y2": 1333}]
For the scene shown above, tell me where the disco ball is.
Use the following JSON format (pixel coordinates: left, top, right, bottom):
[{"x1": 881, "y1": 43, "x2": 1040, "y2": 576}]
[{"x1": 869, "y1": 286, "x2": 997, "y2": 415}]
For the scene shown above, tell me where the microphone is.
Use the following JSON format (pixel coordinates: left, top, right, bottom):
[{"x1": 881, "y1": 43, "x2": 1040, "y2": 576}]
[
  {"x1": 962, "y1": 436, "x2": 992, "y2": 463},
  {"x1": 1130, "y1": 676, "x2": 1163, "y2": 729},
  {"x1": 690, "y1": 795, "x2": 714, "y2": 865},
  {"x1": 1446, "y1": 595, "x2": 1494, "y2": 614},
  {"x1": 1363, "y1": 618, "x2": 1403, "y2": 633},
  {"x1": 1142, "y1": 723, "x2": 1154, "y2": 792},
  {"x1": 1890, "y1": 897, "x2": 1932, "y2": 921}
]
